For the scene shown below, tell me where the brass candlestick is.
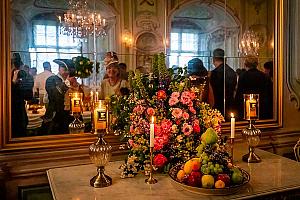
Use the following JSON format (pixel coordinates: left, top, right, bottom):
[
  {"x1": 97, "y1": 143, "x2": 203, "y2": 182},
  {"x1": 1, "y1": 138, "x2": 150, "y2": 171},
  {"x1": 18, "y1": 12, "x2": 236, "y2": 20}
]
[
  {"x1": 145, "y1": 147, "x2": 157, "y2": 184},
  {"x1": 229, "y1": 138, "x2": 234, "y2": 164}
]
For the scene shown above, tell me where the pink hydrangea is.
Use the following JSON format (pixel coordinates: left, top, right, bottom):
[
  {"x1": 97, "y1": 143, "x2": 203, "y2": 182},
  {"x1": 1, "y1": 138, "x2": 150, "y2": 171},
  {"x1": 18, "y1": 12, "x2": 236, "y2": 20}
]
[{"x1": 133, "y1": 105, "x2": 145, "y2": 115}]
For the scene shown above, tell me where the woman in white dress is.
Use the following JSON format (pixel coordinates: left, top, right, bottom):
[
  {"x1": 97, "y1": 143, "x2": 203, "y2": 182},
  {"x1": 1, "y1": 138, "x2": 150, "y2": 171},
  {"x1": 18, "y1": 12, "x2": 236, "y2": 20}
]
[{"x1": 100, "y1": 61, "x2": 128, "y2": 99}]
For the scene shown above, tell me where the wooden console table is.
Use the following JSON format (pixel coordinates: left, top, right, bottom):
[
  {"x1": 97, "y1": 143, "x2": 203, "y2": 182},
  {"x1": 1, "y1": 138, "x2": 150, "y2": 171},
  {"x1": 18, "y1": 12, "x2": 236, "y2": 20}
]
[{"x1": 47, "y1": 144, "x2": 300, "y2": 200}]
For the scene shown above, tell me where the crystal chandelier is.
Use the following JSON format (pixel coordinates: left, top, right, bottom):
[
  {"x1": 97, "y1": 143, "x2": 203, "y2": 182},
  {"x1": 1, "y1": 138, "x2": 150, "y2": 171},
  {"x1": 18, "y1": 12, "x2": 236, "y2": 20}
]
[
  {"x1": 239, "y1": 30, "x2": 260, "y2": 56},
  {"x1": 58, "y1": 0, "x2": 106, "y2": 38}
]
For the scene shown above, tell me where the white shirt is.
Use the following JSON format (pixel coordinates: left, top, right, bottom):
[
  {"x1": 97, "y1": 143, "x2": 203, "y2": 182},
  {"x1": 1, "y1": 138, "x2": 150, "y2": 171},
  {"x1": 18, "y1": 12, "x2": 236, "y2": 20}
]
[
  {"x1": 100, "y1": 79, "x2": 128, "y2": 99},
  {"x1": 33, "y1": 70, "x2": 54, "y2": 95}
]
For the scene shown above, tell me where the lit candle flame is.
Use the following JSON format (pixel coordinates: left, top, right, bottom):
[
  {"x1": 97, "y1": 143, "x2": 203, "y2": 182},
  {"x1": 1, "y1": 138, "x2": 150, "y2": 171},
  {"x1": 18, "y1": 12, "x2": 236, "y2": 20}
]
[{"x1": 231, "y1": 113, "x2": 234, "y2": 118}]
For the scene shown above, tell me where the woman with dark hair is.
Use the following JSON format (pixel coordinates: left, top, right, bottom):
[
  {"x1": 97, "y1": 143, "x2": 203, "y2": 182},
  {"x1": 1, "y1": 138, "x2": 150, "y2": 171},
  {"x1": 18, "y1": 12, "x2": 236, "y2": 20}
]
[{"x1": 100, "y1": 62, "x2": 128, "y2": 99}]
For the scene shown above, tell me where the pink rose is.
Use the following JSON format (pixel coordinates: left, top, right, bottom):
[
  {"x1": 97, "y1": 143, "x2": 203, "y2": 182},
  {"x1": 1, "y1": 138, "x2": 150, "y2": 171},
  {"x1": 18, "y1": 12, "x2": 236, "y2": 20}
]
[
  {"x1": 147, "y1": 107, "x2": 155, "y2": 116},
  {"x1": 169, "y1": 97, "x2": 179, "y2": 106},
  {"x1": 182, "y1": 123, "x2": 193, "y2": 136},
  {"x1": 153, "y1": 154, "x2": 168, "y2": 167},
  {"x1": 171, "y1": 92, "x2": 180, "y2": 98},
  {"x1": 172, "y1": 108, "x2": 183, "y2": 119},
  {"x1": 189, "y1": 107, "x2": 196, "y2": 114},
  {"x1": 182, "y1": 112, "x2": 189, "y2": 120}
]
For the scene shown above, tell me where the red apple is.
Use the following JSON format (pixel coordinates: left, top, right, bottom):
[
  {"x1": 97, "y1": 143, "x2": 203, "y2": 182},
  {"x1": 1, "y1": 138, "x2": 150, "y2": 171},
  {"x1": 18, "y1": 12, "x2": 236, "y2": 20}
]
[
  {"x1": 186, "y1": 171, "x2": 202, "y2": 187},
  {"x1": 217, "y1": 174, "x2": 231, "y2": 187}
]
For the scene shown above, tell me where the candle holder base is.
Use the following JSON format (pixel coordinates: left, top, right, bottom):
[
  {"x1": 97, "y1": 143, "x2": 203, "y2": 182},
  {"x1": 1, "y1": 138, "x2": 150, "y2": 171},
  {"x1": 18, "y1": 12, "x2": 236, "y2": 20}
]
[
  {"x1": 242, "y1": 148, "x2": 261, "y2": 163},
  {"x1": 69, "y1": 113, "x2": 85, "y2": 134},
  {"x1": 145, "y1": 177, "x2": 157, "y2": 184},
  {"x1": 90, "y1": 166, "x2": 112, "y2": 188}
]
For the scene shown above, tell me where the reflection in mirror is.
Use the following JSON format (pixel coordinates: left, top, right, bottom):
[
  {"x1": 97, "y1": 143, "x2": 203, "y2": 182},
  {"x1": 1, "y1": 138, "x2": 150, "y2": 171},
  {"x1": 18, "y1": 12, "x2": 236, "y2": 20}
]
[
  {"x1": 10, "y1": 0, "x2": 115, "y2": 138},
  {"x1": 168, "y1": 0, "x2": 274, "y2": 121}
]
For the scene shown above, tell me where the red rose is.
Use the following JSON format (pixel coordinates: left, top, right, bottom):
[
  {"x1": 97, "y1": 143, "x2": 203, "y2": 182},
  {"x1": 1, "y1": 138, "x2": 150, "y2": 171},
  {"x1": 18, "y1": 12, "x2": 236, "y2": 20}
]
[
  {"x1": 193, "y1": 123, "x2": 201, "y2": 133},
  {"x1": 153, "y1": 154, "x2": 168, "y2": 167},
  {"x1": 157, "y1": 90, "x2": 167, "y2": 100}
]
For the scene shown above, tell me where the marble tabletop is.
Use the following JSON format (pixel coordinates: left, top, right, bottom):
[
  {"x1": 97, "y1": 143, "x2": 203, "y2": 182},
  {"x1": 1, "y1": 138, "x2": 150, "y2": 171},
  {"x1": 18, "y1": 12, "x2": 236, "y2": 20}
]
[{"x1": 47, "y1": 143, "x2": 300, "y2": 200}]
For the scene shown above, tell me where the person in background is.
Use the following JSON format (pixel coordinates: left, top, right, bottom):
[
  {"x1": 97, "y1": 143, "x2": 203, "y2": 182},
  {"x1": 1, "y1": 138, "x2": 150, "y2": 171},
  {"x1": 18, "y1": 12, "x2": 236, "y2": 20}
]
[
  {"x1": 210, "y1": 48, "x2": 237, "y2": 119},
  {"x1": 187, "y1": 58, "x2": 214, "y2": 106},
  {"x1": 29, "y1": 67, "x2": 37, "y2": 79},
  {"x1": 43, "y1": 59, "x2": 72, "y2": 135},
  {"x1": 100, "y1": 62, "x2": 128, "y2": 99},
  {"x1": 263, "y1": 61, "x2": 273, "y2": 81},
  {"x1": 235, "y1": 56, "x2": 273, "y2": 120},
  {"x1": 119, "y1": 62, "x2": 129, "y2": 80},
  {"x1": 104, "y1": 51, "x2": 118, "y2": 67},
  {"x1": 33, "y1": 61, "x2": 54, "y2": 105},
  {"x1": 11, "y1": 53, "x2": 33, "y2": 137},
  {"x1": 103, "y1": 51, "x2": 119, "y2": 79}
]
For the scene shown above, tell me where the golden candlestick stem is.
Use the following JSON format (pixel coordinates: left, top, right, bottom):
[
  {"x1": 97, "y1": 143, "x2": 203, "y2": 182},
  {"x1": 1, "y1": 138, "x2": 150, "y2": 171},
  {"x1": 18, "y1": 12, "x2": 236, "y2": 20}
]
[
  {"x1": 145, "y1": 147, "x2": 157, "y2": 184},
  {"x1": 230, "y1": 138, "x2": 235, "y2": 164}
]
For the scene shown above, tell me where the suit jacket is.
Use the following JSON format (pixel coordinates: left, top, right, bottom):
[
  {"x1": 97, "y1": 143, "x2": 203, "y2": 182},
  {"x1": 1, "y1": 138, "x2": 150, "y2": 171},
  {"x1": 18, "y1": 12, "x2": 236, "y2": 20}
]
[
  {"x1": 44, "y1": 75, "x2": 70, "y2": 134},
  {"x1": 235, "y1": 68, "x2": 273, "y2": 120},
  {"x1": 210, "y1": 63, "x2": 237, "y2": 117}
]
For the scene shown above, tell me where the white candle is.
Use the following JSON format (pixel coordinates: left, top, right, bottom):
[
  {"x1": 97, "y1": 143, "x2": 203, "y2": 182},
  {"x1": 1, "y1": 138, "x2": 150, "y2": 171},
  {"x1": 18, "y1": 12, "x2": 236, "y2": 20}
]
[
  {"x1": 96, "y1": 91, "x2": 99, "y2": 101},
  {"x1": 230, "y1": 113, "x2": 235, "y2": 138},
  {"x1": 150, "y1": 116, "x2": 155, "y2": 147}
]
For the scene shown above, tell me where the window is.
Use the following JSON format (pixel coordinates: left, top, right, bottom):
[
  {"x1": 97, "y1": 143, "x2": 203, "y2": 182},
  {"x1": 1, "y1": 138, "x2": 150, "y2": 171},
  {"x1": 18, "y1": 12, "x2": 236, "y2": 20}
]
[
  {"x1": 29, "y1": 20, "x2": 80, "y2": 74},
  {"x1": 169, "y1": 30, "x2": 211, "y2": 71}
]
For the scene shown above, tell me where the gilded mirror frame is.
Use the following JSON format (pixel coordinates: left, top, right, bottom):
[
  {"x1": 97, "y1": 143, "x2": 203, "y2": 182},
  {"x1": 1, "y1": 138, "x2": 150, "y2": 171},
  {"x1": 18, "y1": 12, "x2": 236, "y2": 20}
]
[{"x1": 0, "y1": 0, "x2": 283, "y2": 151}]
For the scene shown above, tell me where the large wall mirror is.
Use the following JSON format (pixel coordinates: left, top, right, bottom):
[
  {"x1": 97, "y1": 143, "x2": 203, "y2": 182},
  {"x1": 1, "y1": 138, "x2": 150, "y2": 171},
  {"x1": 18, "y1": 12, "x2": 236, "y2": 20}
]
[
  {"x1": 1, "y1": 0, "x2": 283, "y2": 145},
  {"x1": 10, "y1": 0, "x2": 117, "y2": 138},
  {"x1": 167, "y1": 0, "x2": 277, "y2": 123}
]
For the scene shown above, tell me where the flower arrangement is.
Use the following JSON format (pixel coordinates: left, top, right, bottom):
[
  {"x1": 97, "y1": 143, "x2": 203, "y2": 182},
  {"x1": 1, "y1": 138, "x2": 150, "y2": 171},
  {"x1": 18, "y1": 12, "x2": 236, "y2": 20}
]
[
  {"x1": 110, "y1": 53, "x2": 224, "y2": 178},
  {"x1": 72, "y1": 56, "x2": 100, "y2": 79}
]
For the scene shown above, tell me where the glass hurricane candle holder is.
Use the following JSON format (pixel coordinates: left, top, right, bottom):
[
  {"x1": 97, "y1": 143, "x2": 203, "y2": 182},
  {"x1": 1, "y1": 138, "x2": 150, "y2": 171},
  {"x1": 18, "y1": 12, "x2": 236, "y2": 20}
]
[
  {"x1": 243, "y1": 94, "x2": 259, "y2": 121},
  {"x1": 89, "y1": 100, "x2": 112, "y2": 188},
  {"x1": 242, "y1": 94, "x2": 261, "y2": 163},
  {"x1": 69, "y1": 92, "x2": 85, "y2": 134},
  {"x1": 241, "y1": 122, "x2": 262, "y2": 163}
]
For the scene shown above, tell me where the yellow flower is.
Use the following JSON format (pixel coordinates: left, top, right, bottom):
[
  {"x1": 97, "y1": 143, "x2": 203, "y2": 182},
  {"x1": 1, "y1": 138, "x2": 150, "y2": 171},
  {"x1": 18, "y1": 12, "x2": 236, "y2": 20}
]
[{"x1": 79, "y1": 61, "x2": 83, "y2": 65}]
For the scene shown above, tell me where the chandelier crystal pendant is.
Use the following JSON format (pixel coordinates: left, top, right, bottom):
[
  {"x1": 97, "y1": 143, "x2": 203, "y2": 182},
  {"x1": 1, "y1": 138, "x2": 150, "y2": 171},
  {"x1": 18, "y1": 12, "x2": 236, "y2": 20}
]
[
  {"x1": 58, "y1": 0, "x2": 106, "y2": 38},
  {"x1": 239, "y1": 30, "x2": 260, "y2": 56}
]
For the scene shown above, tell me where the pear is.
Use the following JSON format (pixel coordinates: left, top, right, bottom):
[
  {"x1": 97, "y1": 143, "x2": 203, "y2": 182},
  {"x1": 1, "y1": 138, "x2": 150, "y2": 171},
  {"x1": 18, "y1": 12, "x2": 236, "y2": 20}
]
[{"x1": 201, "y1": 128, "x2": 218, "y2": 145}]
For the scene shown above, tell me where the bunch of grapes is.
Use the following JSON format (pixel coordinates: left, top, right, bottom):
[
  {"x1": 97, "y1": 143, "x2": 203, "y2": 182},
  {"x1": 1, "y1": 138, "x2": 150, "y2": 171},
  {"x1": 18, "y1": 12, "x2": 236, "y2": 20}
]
[{"x1": 197, "y1": 142, "x2": 231, "y2": 175}]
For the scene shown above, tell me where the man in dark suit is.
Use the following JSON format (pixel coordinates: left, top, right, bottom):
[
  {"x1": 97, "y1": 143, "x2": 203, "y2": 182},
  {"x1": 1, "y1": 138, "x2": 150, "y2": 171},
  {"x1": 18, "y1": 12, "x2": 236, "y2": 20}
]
[
  {"x1": 210, "y1": 48, "x2": 237, "y2": 119},
  {"x1": 235, "y1": 56, "x2": 273, "y2": 120},
  {"x1": 43, "y1": 59, "x2": 73, "y2": 134}
]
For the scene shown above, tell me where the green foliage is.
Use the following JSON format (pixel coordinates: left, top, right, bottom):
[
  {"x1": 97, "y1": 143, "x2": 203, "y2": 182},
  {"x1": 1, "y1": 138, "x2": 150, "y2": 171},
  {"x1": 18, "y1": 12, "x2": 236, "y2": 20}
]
[{"x1": 72, "y1": 56, "x2": 100, "y2": 78}]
